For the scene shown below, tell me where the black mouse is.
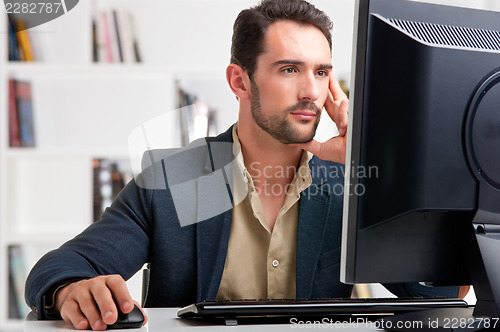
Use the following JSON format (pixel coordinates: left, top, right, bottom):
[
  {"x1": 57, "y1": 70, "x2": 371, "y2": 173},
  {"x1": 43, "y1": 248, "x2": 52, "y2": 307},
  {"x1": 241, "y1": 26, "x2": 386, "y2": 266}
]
[{"x1": 107, "y1": 304, "x2": 145, "y2": 329}]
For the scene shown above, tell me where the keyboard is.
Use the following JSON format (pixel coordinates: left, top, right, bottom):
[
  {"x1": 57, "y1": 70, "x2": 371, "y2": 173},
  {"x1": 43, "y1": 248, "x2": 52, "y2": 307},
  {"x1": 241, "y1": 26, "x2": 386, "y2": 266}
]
[{"x1": 177, "y1": 297, "x2": 469, "y2": 321}]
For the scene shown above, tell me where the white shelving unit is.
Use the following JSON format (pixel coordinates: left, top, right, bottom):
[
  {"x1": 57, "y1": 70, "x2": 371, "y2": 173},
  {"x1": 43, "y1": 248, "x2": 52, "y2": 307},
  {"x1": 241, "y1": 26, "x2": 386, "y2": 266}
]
[{"x1": 0, "y1": 1, "x2": 241, "y2": 329}]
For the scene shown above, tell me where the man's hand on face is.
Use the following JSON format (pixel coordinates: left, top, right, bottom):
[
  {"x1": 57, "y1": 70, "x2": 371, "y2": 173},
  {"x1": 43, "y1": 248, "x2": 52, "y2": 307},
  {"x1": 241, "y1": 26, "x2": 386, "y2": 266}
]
[
  {"x1": 292, "y1": 72, "x2": 349, "y2": 164},
  {"x1": 55, "y1": 275, "x2": 147, "y2": 330}
]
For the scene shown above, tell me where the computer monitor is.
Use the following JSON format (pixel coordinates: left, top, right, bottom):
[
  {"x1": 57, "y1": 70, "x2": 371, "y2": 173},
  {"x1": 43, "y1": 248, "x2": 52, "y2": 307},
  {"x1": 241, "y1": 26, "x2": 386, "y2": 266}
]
[{"x1": 341, "y1": 0, "x2": 500, "y2": 320}]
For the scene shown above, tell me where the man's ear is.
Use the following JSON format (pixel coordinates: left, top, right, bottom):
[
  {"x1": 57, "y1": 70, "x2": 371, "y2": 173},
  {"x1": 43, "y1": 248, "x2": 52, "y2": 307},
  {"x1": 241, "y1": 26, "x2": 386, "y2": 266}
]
[{"x1": 226, "y1": 64, "x2": 250, "y2": 100}]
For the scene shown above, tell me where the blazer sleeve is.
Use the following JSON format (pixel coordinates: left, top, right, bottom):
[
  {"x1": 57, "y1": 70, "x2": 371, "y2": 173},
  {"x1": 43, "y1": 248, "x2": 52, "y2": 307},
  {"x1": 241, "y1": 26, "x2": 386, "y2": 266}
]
[{"x1": 24, "y1": 176, "x2": 155, "y2": 320}]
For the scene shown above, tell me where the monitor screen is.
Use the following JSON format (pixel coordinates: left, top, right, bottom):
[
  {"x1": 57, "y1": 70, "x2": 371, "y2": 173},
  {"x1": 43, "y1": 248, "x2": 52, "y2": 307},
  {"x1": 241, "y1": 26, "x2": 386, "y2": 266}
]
[{"x1": 341, "y1": 0, "x2": 500, "y2": 319}]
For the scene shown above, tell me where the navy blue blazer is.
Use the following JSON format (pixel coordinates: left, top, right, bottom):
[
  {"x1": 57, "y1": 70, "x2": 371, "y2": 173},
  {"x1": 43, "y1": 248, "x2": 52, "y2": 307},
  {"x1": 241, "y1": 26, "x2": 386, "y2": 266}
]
[{"x1": 25, "y1": 125, "x2": 458, "y2": 319}]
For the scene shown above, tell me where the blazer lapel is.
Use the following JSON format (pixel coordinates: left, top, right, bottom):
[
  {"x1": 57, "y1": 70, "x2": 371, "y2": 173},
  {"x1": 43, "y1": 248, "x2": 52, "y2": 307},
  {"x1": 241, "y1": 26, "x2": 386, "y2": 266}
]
[
  {"x1": 196, "y1": 209, "x2": 232, "y2": 301},
  {"x1": 195, "y1": 129, "x2": 235, "y2": 301},
  {"x1": 296, "y1": 159, "x2": 331, "y2": 299}
]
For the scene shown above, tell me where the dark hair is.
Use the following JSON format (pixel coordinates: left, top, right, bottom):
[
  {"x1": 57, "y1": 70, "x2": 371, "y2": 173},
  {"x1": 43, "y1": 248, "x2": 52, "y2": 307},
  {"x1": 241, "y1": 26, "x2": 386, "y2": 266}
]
[{"x1": 230, "y1": 0, "x2": 333, "y2": 79}]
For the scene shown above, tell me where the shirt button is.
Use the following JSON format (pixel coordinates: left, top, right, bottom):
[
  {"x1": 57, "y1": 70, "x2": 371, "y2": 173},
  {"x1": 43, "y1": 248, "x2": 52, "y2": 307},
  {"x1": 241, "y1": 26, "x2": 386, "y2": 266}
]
[{"x1": 272, "y1": 259, "x2": 280, "y2": 268}]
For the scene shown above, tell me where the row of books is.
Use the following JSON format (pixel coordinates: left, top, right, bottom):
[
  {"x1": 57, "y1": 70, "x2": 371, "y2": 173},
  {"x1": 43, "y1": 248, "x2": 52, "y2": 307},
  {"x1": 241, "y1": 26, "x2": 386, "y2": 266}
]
[
  {"x1": 93, "y1": 159, "x2": 132, "y2": 222},
  {"x1": 8, "y1": 79, "x2": 36, "y2": 148},
  {"x1": 7, "y1": 9, "x2": 142, "y2": 63},
  {"x1": 7, "y1": 16, "x2": 35, "y2": 61},
  {"x1": 92, "y1": 9, "x2": 142, "y2": 63}
]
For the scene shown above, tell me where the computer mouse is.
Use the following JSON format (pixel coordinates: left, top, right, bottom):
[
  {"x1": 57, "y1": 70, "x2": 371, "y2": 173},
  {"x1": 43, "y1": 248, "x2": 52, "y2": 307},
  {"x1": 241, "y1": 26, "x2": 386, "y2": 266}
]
[{"x1": 107, "y1": 304, "x2": 145, "y2": 329}]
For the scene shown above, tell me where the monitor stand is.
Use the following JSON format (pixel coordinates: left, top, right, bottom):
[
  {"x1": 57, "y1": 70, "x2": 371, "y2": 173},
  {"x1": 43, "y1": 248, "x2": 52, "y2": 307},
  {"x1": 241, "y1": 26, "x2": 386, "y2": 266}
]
[
  {"x1": 383, "y1": 74, "x2": 500, "y2": 331},
  {"x1": 382, "y1": 216, "x2": 500, "y2": 331},
  {"x1": 381, "y1": 213, "x2": 500, "y2": 331},
  {"x1": 463, "y1": 69, "x2": 500, "y2": 321}
]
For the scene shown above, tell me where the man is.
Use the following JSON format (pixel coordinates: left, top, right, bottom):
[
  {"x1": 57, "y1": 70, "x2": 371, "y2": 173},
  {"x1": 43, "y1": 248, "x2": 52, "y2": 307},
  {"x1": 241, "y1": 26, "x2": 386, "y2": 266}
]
[{"x1": 25, "y1": 0, "x2": 459, "y2": 330}]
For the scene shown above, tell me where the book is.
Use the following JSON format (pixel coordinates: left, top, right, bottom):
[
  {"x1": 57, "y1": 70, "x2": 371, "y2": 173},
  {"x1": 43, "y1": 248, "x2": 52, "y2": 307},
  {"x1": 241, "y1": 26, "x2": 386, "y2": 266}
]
[
  {"x1": 92, "y1": 159, "x2": 103, "y2": 222},
  {"x1": 93, "y1": 159, "x2": 128, "y2": 221},
  {"x1": 8, "y1": 245, "x2": 31, "y2": 318},
  {"x1": 7, "y1": 16, "x2": 20, "y2": 61},
  {"x1": 92, "y1": 18, "x2": 98, "y2": 62},
  {"x1": 15, "y1": 19, "x2": 35, "y2": 61},
  {"x1": 115, "y1": 10, "x2": 135, "y2": 63},
  {"x1": 107, "y1": 9, "x2": 120, "y2": 63},
  {"x1": 177, "y1": 86, "x2": 217, "y2": 145},
  {"x1": 112, "y1": 10, "x2": 124, "y2": 62},
  {"x1": 93, "y1": 8, "x2": 141, "y2": 63},
  {"x1": 101, "y1": 12, "x2": 114, "y2": 63},
  {"x1": 93, "y1": 12, "x2": 107, "y2": 63},
  {"x1": 128, "y1": 12, "x2": 142, "y2": 63},
  {"x1": 8, "y1": 79, "x2": 21, "y2": 147},
  {"x1": 8, "y1": 268, "x2": 19, "y2": 319},
  {"x1": 111, "y1": 163, "x2": 125, "y2": 198},
  {"x1": 133, "y1": 39, "x2": 142, "y2": 63},
  {"x1": 15, "y1": 81, "x2": 36, "y2": 147}
]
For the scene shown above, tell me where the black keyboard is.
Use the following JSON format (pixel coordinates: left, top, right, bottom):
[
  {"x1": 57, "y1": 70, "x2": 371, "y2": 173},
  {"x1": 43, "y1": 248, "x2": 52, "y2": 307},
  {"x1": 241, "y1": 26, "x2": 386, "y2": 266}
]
[{"x1": 177, "y1": 297, "x2": 468, "y2": 320}]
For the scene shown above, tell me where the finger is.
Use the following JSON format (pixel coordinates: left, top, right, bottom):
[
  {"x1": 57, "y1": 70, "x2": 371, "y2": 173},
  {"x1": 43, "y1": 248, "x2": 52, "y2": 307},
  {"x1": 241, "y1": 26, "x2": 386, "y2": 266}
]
[
  {"x1": 324, "y1": 98, "x2": 349, "y2": 136},
  {"x1": 293, "y1": 136, "x2": 346, "y2": 164},
  {"x1": 336, "y1": 99, "x2": 349, "y2": 136},
  {"x1": 329, "y1": 72, "x2": 347, "y2": 101},
  {"x1": 324, "y1": 80, "x2": 336, "y2": 116},
  {"x1": 319, "y1": 136, "x2": 346, "y2": 164},
  {"x1": 106, "y1": 275, "x2": 134, "y2": 314},
  {"x1": 322, "y1": 135, "x2": 347, "y2": 165},
  {"x1": 55, "y1": 280, "x2": 81, "y2": 313},
  {"x1": 90, "y1": 279, "x2": 118, "y2": 325},
  {"x1": 60, "y1": 298, "x2": 90, "y2": 330},
  {"x1": 74, "y1": 289, "x2": 107, "y2": 331},
  {"x1": 324, "y1": 75, "x2": 349, "y2": 136}
]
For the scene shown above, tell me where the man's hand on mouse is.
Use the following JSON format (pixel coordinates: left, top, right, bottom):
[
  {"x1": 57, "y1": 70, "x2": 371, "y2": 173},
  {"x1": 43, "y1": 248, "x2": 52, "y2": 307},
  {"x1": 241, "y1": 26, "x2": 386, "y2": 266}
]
[
  {"x1": 291, "y1": 72, "x2": 349, "y2": 164},
  {"x1": 54, "y1": 275, "x2": 147, "y2": 330}
]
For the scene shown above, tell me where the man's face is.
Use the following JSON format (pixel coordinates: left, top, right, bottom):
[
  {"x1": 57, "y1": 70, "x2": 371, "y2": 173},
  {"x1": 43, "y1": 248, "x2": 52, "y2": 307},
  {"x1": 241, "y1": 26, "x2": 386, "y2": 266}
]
[{"x1": 250, "y1": 20, "x2": 332, "y2": 144}]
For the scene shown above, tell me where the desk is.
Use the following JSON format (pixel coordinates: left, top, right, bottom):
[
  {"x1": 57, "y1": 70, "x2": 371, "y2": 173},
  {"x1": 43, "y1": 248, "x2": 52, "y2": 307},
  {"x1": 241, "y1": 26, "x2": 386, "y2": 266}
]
[{"x1": 25, "y1": 308, "x2": 383, "y2": 331}]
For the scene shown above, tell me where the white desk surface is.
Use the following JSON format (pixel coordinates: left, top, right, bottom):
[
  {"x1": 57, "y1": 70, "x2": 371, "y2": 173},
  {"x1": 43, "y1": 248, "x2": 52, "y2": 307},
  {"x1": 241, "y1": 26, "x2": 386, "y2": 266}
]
[{"x1": 24, "y1": 308, "x2": 384, "y2": 331}]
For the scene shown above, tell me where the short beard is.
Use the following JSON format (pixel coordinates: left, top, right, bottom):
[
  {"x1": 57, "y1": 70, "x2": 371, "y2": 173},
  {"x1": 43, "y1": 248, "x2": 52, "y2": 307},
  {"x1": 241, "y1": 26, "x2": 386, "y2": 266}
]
[{"x1": 250, "y1": 81, "x2": 321, "y2": 144}]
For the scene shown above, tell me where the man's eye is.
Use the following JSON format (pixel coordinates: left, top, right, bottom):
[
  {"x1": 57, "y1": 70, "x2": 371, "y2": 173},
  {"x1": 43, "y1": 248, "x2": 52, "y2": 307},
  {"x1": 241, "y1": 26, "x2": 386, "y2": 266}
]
[
  {"x1": 282, "y1": 68, "x2": 296, "y2": 74},
  {"x1": 317, "y1": 70, "x2": 327, "y2": 77}
]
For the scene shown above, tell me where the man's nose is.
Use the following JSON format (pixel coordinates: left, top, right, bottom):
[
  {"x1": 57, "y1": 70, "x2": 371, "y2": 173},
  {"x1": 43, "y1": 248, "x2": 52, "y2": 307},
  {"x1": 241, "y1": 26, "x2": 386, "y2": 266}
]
[{"x1": 298, "y1": 72, "x2": 320, "y2": 101}]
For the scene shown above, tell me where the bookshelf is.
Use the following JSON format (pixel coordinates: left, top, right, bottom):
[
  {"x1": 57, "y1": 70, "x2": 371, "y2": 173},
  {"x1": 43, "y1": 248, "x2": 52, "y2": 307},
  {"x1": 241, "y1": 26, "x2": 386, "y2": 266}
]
[
  {"x1": 0, "y1": 1, "x2": 233, "y2": 329},
  {"x1": 0, "y1": 0, "x2": 361, "y2": 329}
]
